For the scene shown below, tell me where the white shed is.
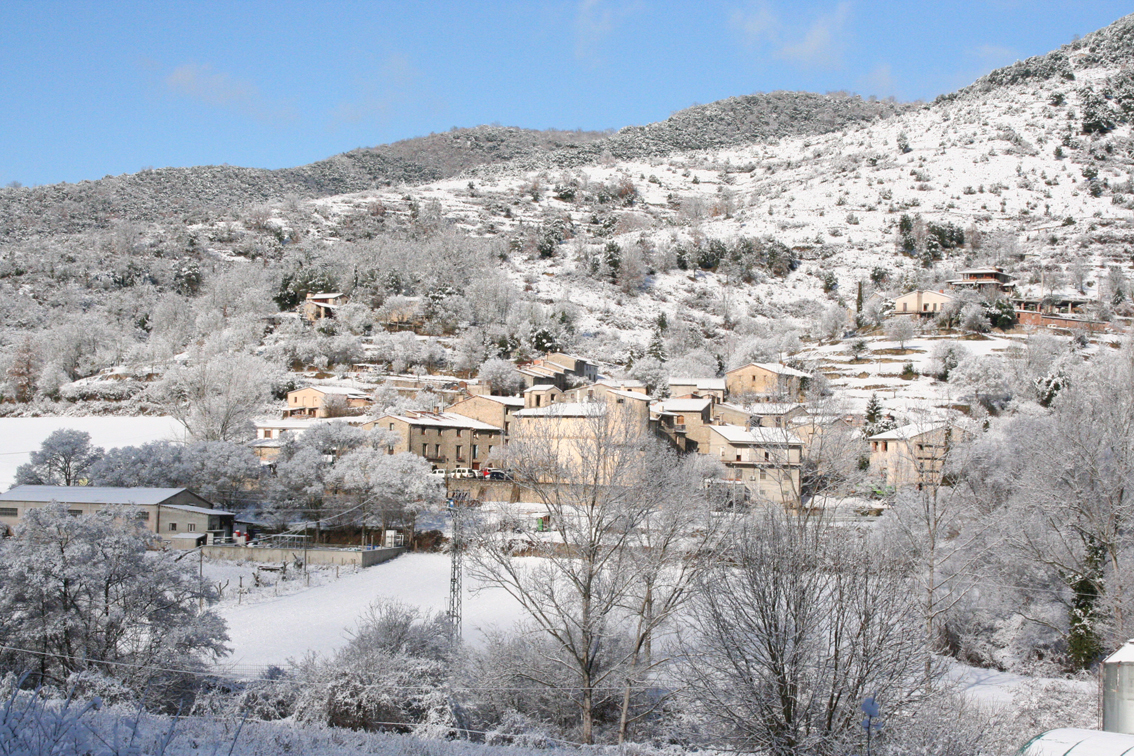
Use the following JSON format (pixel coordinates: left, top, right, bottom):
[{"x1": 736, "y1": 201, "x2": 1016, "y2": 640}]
[{"x1": 1103, "y1": 640, "x2": 1134, "y2": 733}]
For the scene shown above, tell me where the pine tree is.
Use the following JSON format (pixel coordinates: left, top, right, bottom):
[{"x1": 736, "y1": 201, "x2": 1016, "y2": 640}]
[
  {"x1": 647, "y1": 327, "x2": 667, "y2": 361},
  {"x1": 865, "y1": 394, "x2": 883, "y2": 426}
]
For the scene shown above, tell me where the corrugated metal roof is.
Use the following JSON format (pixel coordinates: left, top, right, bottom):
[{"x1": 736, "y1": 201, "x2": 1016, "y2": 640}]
[{"x1": 0, "y1": 485, "x2": 196, "y2": 506}]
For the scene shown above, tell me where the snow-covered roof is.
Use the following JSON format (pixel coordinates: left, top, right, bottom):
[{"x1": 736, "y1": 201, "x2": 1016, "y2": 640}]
[
  {"x1": 307, "y1": 292, "x2": 344, "y2": 300},
  {"x1": 523, "y1": 384, "x2": 562, "y2": 393},
  {"x1": 655, "y1": 398, "x2": 713, "y2": 413},
  {"x1": 475, "y1": 395, "x2": 525, "y2": 406},
  {"x1": 0, "y1": 485, "x2": 201, "y2": 506},
  {"x1": 301, "y1": 386, "x2": 370, "y2": 399},
  {"x1": 868, "y1": 421, "x2": 950, "y2": 441},
  {"x1": 596, "y1": 379, "x2": 646, "y2": 390},
  {"x1": 727, "y1": 362, "x2": 811, "y2": 378},
  {"x1": 669, "y1": 377, "x2": 726, "y2": 390},
  {"x1": 606, "y1": 389, "x2": 651, "y2": 402},
  {"x1": 515, "y1": 402, "x2": 606, "y2": 418},
  {"x1": 750, "y1": 402, "x2": 804, "y2": 415},
  {"x1": 1018, "y1": 729, "x2": 1134, "y2": 756},
  {"x1": 709, "y1": 424, "x2": 802, "y2": 445},
  {"x1": 380, "y1": 412, "x2": 502, "y2": 431},
  {"x1": 165, "y1": 503, "x2": 233, "y2": 517},
  {"x1": 1104, "y1": 639, "x2": 1134, "y2": 665},
  {"x1": 894, "y1": 289, "x2": 954, "y2": 300}
]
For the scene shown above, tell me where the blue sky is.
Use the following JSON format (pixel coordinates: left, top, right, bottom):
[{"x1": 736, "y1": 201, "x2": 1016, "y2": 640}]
[{"x1": 2, "y1": 1, "x2": 1130, "y2": 187}]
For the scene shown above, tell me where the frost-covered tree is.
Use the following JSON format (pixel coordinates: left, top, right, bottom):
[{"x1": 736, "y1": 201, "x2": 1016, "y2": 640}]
[
  {"x1": 326, "y1": 450, "x2": 443, "y2": 545},
  {"x1": 478, "y1": 357, "x2": 524, "y2": 395},
  {"x1": 884, "y1": 316, "x2": 917, "y2": 350},
  {"x1": 15, "y1": 429, "x2": 104, "y2": 486},
  {"x1": 156, "y1": 350, "x2": 277, "y2": 442},
  {"x1": 89, "y1": 440, "x2": 192, "y2": 488},
  {"x1": 0, "y1": 503, "x2": 229, "y2": 700},
  {"x1": 629, "y1": 356, "x2": 668, "y2": 397}
]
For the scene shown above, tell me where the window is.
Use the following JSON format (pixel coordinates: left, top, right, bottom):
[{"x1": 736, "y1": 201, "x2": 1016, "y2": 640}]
[
  {"x1": 389, "y1": 423, "x2": 394, "y2": 431},
  {"x1": 760, "y1": 470, "x2": 767, "y2": 480},
  {"x1": 135, "y1": 511, "x2": 149, "y2": 521},
  {"x1": 0, "y1": 507, "x2": 16, "y2": 517},
  {"x1": 457, "y1": 429, "x2": 463, "y2": 438},
  {"x1": 169, "y1": 523, "x2": 178, "y2": 532},
  {"x1": 422, "y1": 443, "x2": 428, "y2": 456},
  {"x1": 434, "y1": 444, "x2": 440, "y2": 458},
  {"x1": 882, "y1": 442, "x2": 888, "y2": 452},
  {"x1": 187, "y1": 523, "x2": 196, "y2": 532},
  {"x1": 472, "y1": 444, "x2": 479, "y2": 459},
  {"x1": 764, "y1": 451, "x2": 770, "y2": 461},
  {"x1": 68, "y1": 510, "x2": 82, "y2": 517},
  {"x1": 456, "y1": 445, "x2": 463, "y2": 459}
]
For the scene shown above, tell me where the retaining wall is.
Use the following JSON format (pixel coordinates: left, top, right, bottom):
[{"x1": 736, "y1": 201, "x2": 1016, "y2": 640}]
[{"x1": 201, "y1": 544, "x2": 404, "y2": 568}]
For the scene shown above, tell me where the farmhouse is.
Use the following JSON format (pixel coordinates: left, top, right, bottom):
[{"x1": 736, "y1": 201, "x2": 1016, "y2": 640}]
[{"x1": 0, "y1": 486, "x2": 233, "y2": 546}]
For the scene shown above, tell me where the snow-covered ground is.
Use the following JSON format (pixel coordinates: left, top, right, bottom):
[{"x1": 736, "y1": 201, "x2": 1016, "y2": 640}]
[
  {"x1": 216, "y1": 552, "x2": 522, "y2": 670},
  {"x1": 0, "y1": 415, "x2": 184, "y2": 489}
]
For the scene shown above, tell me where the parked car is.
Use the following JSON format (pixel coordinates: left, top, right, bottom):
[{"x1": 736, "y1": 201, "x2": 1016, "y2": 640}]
[
  {"x1": 429, "y1": 468, "x2": 448, "y2": 479},
  {"x1": 483, "y1": 468, "x2": 509, "y2": 480},
  {"x1": 451, "y1": 467, "x2": 477, "y2": 479}
]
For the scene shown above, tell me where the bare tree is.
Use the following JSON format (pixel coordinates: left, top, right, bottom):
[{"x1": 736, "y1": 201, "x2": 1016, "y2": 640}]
[
  {"x1": 683, "y1": 510, "x2": 932, "y2": 756},
  {"x1": 468, "y1": 405, "x2": 715, "y2": 743}
]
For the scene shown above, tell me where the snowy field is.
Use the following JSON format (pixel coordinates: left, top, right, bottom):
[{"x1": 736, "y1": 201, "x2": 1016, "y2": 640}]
[
  {"x1": 0, "y1": 415, "x2": 185, "y2": 489},
  {"x1": 216, "y1": 552, "x2": 522, "y2": 670}
]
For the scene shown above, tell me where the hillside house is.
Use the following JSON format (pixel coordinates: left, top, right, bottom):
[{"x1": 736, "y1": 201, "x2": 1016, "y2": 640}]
[
  {"x1": 518, "y1": 363, "x2": 569, "y2": 390},
  {"x1": 712, "y1": 401, "x2": 754, "y2": 426},
  {"x1": 668, "y1": 377, "x2": 726, "y2": 400},
  {"x1": 302, "y1": 292, "x2": 345, "y2": 321},
  {"x1": 725, "y1": 363, "x2": 811, "y2": 402},
  {"x1": 892, "y1": 290, "x2": 955, "y2": 317},
  {"x1": 252, "y1": 417, "x2": 368, "y2": 461},
  {"x1": 750, "y1": 402, "x2": 807, "y2": 429},
  {"x1": 285, "y1": 386, "x2": 372, "y2": 418},
  {"x1": 652, "y1": 396, "x2": 714, "y2": 452},
  {"x1": 524, "y1": 384, "x2": 564, "y2": 408},
  {"x1": 700, "y1": 425, "x2": 802, "y2": 506},
  {"x1": 868, "y1": 422, "x2": 957, "y2": 489},
  {"x1": 0, "y1": 486, "x2": 233, "y2": 546},
  {"x1": 541, "y1": 352, "x2": 599, "y2": 382},
  {"x1": 367, "y1": 412, "x2": 504, "y2": 472},
  {"x1": 446, "y1": 393, "x2": 525, "y2": 439},
  {"x1": 947, "y1": 267, "x2": 1016, "y2": 294}
]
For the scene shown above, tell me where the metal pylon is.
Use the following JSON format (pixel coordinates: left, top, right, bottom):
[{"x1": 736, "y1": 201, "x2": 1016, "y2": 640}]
[{"x1": 448, "y1": 492, "x2": 469, "y2": 647}]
